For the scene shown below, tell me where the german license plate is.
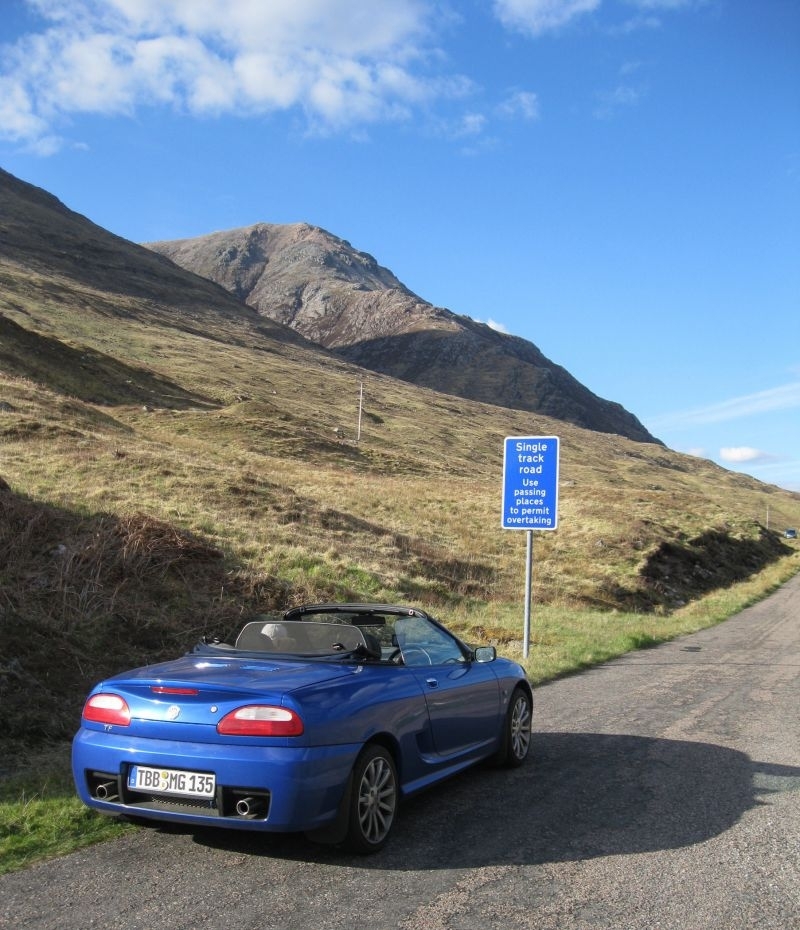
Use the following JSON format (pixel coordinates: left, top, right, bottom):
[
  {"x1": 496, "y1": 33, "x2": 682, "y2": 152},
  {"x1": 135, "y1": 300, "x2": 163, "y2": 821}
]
[{"x1": 128, "y1": 765, "x2": 216, "y2": 798}]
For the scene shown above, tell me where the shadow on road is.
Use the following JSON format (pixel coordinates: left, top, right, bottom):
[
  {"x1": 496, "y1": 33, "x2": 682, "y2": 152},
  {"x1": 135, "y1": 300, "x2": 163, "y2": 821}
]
[{"x1": 192, "y1": 731, "x2": 800, "y2": 869}]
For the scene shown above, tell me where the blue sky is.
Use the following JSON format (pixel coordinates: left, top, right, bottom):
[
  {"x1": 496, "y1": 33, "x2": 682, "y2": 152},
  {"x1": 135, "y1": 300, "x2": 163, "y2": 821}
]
[{"x1": 1, "y1": 0, "x2": 798, "y2": 492}]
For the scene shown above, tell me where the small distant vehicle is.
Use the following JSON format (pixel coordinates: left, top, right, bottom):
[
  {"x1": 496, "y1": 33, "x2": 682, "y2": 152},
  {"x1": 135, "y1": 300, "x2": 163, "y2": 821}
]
[
  {"x1": 72, "y1": 603, "x2": 532, "y2": 853},
  {"x1": 785, "y1": 528, "x2": 797, "y2": 539}
]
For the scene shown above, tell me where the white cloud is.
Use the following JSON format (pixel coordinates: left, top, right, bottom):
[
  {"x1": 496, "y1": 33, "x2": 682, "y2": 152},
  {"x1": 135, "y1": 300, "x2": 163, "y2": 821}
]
[
  {"x1": 1, "y1": 0, "x2": 465, "y2": 148},
  {"x1": 593, "y1": 82, "x2": 645, "y2": 118},
  {"x1": 626, "y1": 0, "x2": 695, "y2": 9},
  {"x1": 719, "y1": 447, "x2": 774, "y2": 465},
  {"x1": 648, "y1": 382, "x2": 800, "y2": 431},
  {"x1": 0, "y1": 76, "x2": 50, "y2": 143},
  {"x1": 492, "y1": 0, "x2": 601, "y2": 36},
  {"x1": 458, "y1": 112, "x2": 488, "y2": 136},
  {"x1": 475, "y1": 317, "x2": 511, "y2": 334},
  {"x1": 619, "y1": 60, "x2": 644, "y2": 76},
  {"x1": 433, "y1": 109, "x2": 490, "y2": 144},
  {"x1": 492, "y1": 0, "x2": 702, "y2": 38},
  {"x1": 593, "y1": 60, "x2": 648, "y2": 117},
  {"x1": 497, "y1": 89, "x2": 540, "y2": 121},
  {"x1": 608, "y1": 14, "x2": 662, "y2": 34}
]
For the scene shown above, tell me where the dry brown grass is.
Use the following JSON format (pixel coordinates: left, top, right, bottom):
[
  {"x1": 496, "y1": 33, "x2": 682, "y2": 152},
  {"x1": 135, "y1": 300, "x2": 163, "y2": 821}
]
[{"x1": 2, "y1": 354, "x2": 799, "y2": 756}]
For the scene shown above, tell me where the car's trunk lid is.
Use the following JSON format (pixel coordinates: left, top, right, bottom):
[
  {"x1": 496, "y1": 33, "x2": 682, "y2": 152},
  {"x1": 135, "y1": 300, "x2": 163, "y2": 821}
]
[{"x1": 96, "y1": 653, "x2": 357, "y2": 727}]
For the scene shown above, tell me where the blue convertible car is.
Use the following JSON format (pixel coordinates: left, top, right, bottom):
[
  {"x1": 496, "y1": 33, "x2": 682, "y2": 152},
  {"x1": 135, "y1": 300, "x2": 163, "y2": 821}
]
[{"x1": 72, "y1": 603, "x2": 532, "y2": 852}]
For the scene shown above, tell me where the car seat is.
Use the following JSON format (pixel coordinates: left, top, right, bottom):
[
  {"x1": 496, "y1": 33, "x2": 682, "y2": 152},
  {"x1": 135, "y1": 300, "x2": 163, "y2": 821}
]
[{"x1": 361, "y1": 632, "x2": 383, "y2": 660}]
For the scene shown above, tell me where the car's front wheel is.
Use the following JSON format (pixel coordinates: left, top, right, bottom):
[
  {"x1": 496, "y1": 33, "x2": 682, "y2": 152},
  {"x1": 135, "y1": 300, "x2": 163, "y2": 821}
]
[{"x1": 344, "y1": 743, "x2": 398, "y2": 854}]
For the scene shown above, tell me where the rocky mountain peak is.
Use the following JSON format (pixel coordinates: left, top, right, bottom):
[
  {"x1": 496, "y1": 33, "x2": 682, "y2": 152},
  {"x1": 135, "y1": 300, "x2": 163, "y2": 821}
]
[{"x1": 147, "y1": 223, "x2": 659, "y2": 444}]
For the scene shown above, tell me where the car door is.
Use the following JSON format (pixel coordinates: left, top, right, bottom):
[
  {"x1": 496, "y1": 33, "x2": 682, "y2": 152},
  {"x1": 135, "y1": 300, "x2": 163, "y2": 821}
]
[{"x1": 394, "y1": 616, "x2": 501, "y2": 758}]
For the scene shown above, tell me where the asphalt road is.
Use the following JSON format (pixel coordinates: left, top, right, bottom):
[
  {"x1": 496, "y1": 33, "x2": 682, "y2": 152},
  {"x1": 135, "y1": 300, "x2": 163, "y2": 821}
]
[{"x1": 2, "y1": 576, "x2": 798, "y2": 930}]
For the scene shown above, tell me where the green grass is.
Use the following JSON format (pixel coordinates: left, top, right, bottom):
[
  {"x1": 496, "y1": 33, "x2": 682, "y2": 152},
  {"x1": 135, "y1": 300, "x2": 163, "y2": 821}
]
[
  {"x1": 444, "y1": 550, "x2": 800, "y2": 683},
  {"x1": 0, "y1": 750, "x2": 131, "y2": 875}
]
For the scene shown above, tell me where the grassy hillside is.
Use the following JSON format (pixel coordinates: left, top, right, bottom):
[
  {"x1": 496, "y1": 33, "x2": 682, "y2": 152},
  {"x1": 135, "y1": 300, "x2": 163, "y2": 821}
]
[
  {"x1": 1, "y1": 169, "x2": 799, "y2": 760},
  {"x1": 2, "y1": 355, "x2": 798, "y2": 750}
]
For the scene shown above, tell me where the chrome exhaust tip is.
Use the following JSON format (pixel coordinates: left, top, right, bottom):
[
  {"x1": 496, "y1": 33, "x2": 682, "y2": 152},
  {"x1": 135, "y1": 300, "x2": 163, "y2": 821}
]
[
  {"x1": 235, "y1": 796, "x2": 264, "y2": 818},
  {"x1": 94, "y1": 780, "x2": 119, "y2": 802}
]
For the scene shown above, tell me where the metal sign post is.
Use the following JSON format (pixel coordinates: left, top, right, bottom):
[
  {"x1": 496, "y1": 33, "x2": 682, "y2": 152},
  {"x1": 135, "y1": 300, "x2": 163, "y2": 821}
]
[
  {"x1": 523, "y1": 529, "x2": 533, "y2": 657},
  {"x1": 501, "y1": 436, "x2": 560, "y2": 658}
]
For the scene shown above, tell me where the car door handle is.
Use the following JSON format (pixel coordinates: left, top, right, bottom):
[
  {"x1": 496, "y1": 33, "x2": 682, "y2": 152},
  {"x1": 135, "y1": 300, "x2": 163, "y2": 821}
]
[{"x1": 425, "y1": 678, "x2": 438, "y2": 688}]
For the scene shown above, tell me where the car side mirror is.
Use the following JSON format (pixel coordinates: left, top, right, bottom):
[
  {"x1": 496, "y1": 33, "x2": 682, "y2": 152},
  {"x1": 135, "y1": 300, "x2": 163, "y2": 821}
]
[{"x1": 473, "y1": 646, "x2": 496, "y2": 663}]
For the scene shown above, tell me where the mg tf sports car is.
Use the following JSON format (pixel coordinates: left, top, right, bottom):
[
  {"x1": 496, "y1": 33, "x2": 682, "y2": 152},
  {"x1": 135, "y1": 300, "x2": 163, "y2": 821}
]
[{"x1": 72, "y1": 603, "x2": 533, "y2": 853}]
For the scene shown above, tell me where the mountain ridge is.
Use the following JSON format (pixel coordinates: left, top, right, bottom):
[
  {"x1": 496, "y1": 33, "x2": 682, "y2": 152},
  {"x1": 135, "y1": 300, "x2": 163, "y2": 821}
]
[{"x1": 145, "y1": 222, "x2": 661, "y2": 444}]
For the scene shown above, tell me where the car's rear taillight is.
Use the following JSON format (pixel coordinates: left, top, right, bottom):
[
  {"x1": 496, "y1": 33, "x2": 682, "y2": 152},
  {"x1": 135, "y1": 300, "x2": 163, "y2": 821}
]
[
  {"x1": 216, "y1": 705, "x2": 304, "y2": 737},
  {"x1": 83, "y1": 693, "x2": 131, "y2": 727}
]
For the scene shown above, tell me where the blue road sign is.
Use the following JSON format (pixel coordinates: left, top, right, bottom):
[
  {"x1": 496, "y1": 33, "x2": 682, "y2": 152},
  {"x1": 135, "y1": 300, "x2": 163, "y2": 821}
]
[{"x1": 502, "y1": 436, "x2": 560, "y2": 530}]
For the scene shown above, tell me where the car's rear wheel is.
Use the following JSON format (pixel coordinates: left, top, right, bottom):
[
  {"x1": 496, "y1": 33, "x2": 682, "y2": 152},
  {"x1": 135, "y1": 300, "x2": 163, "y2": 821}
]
[
  {"x1": 344, "y1": 743, "x2": 398, "y2": 854},
  {"x1": 496, "y1": 687, "x2": 532, "y2": 766}
]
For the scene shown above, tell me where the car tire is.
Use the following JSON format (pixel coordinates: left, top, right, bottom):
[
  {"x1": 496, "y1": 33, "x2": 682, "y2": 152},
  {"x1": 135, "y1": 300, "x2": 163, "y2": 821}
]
[
  {"x1": 496, "y1": 687, "x2": 532, "y2": 767},
  {"x1": 343, "y1": 743, "x2": 398, "y2": 854}
]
